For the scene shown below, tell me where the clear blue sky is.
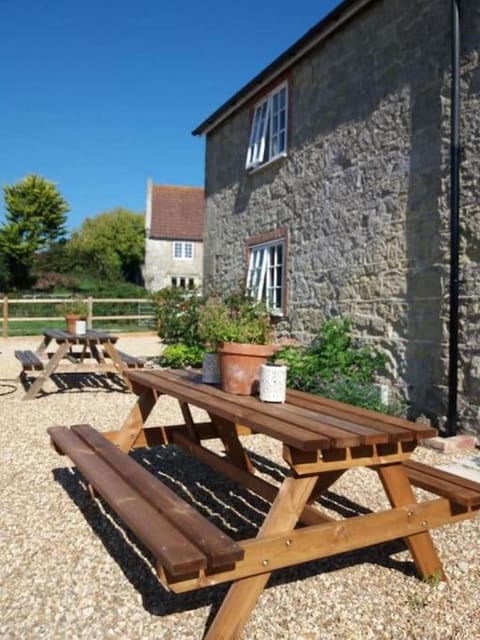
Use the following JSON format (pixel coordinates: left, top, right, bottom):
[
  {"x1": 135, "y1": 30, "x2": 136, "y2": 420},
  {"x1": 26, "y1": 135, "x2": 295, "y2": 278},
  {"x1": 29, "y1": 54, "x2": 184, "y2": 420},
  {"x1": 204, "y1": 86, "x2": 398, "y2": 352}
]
[{"x1": 0, "y1": 0, "x2": 341, "y2": 232}]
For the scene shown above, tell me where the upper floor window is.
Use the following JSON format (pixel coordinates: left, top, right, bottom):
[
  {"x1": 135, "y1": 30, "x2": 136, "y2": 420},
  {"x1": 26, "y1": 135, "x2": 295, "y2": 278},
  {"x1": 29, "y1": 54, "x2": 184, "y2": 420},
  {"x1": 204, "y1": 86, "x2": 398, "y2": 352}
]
[
  {"x1": 173, "y1": 241, "x2": 193, "y2": 260},
  {"x1": 245, "y1": 83, "x2": 288, "y2": 171},
  {"x1": 246, "y1": 239, "x2": 284, "y2": 314}
]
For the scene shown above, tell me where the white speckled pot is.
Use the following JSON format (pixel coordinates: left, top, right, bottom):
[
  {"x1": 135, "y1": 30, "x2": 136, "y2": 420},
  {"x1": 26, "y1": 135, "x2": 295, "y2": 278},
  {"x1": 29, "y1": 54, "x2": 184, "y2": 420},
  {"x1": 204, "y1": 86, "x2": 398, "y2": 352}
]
[
  {"x1": 74, "y1": 320, "x2": 87, "y2": 335},
  {"x1": 202, "y1": 352, "x2": 221, "y2": 384},
  {"x1": 259, "y1": 363, "x2": 287, "y2": 403}
]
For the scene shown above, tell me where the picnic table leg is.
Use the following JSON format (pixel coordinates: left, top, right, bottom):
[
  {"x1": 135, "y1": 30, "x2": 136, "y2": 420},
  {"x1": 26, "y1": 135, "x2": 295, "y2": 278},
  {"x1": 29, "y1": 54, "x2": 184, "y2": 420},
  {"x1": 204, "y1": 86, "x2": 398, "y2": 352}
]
[
  {"x1": 35, "y1": 335, "x2": 52, "y2": 357},
  {"x1": 205, "y1": 475, "x2": 317, "y2": 640},
  {"x1": 23, "y1": 342, "x2": 70, "y2": 400},
  {"x1": 377, "y1": 462, "x2": 446, "y2": 580},
  {"x1": 210, "y1": 416, "x2": 254, "y2": 474},
  {"x1": 102, "y1": 342, "x2": 125, "y2": 372},
  {"x1": 113, "y1": 387, "x2": 158, "y2": 453},
  {"x1": 90, "y1": 343, "x2": 105, "y2": 363},
  {"x1": 102, "y1": 342, "x2": 134, "y2": 390}
]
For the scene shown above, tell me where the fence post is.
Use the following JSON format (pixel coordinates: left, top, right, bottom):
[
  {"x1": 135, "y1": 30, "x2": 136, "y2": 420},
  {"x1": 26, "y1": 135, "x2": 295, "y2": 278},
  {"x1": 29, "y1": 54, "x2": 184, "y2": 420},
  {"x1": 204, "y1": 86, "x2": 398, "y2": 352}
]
[
  {"x1": 3, "y1": 296, "x2": 8, "y2": 338},
  {"x1": 87, "y1": 296, "x2": 93, "y2": 329}
]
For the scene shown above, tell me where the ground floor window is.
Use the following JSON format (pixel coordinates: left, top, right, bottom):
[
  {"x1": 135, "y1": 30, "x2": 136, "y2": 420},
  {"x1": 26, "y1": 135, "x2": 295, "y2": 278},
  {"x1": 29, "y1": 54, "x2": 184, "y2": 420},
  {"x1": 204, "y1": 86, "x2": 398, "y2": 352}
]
[
  {"x1": 171, "y1": 276, "x2": 195, "y2": 289},
  {"x1": 246, "y1": 238, "x2": 285, "y2": 313}
]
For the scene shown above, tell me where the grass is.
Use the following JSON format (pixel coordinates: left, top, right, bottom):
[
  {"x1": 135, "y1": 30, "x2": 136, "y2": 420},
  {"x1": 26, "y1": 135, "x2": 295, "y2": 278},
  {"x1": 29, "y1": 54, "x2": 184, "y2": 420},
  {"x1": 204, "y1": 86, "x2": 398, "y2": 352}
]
[{"x1": 2, "y1": 319, "x2": 156, "y2": 337}]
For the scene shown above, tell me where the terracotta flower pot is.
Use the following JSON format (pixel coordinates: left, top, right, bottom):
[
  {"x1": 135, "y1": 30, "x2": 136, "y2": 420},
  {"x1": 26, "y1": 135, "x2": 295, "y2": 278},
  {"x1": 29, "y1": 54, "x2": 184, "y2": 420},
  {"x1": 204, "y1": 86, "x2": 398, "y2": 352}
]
[
  {"x1": 65, "y1": 314, "x2": 81, "y2": 333},
  {"x1": 217, "y1": 342, "x2": 276, "y2": 395}
]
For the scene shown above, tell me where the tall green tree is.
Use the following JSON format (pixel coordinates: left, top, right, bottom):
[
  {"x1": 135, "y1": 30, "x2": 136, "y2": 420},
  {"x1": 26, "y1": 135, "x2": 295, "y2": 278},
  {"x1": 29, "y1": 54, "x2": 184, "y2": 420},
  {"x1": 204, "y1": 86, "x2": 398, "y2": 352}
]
[
  {"x1": 0, "y1": 174, "x2": 69, "y2": 289},
  {"x1": 66, "y1": 207, "x2": 145, "y2": 283}
]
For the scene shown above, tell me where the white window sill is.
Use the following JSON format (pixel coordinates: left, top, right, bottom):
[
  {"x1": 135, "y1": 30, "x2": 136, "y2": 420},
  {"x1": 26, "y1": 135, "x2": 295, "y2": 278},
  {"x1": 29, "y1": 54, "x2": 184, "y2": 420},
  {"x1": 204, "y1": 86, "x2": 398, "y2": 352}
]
[{"x1": 246, "y1": 152, "x2": 287, "y2": 175}]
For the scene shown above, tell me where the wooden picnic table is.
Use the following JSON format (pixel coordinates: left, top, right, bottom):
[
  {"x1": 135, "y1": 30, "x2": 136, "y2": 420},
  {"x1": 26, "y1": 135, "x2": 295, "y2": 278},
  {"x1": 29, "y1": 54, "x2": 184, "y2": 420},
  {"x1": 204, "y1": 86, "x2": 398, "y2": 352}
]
[
  {"x1": 16, "y1": 328, "x2": 144, "y2": 400},
  {"x1": 48, "y1": 369, "x2": 480, "y2": 639}
]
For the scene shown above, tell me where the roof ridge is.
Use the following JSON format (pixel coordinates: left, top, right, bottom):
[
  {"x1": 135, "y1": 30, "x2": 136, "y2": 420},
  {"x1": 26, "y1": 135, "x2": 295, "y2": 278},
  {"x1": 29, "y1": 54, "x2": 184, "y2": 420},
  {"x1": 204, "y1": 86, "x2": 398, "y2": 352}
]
[{"x1": 152, "y1": 184, "x2": 204, "y2": 191}]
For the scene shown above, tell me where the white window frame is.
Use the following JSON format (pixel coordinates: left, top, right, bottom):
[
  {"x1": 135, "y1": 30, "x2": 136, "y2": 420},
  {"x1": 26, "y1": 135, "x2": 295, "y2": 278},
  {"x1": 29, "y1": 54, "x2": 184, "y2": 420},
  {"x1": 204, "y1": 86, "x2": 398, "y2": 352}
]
[
  {"x1": 246, "y1": 240, "x2": 284, "y2": 313},
  {"x1": 245, "y1": 82, "x2": 288, "y2": 170},
  {"x1": 171, "y1": 276, "x2": 195, "y2": 289},
  {"x1": 172, "y1": 241, "x2": 194, "y2": 260}
]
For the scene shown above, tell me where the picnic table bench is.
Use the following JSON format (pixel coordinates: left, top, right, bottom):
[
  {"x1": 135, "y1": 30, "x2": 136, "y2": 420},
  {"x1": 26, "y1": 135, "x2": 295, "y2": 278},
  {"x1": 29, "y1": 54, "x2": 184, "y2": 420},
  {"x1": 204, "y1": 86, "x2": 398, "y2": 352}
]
[
  {"x1": 16, "y1": 329, "x2": 144, "y2": 399},
  {"x1": 14, "y1": 349, "x2": 44, "y2": 371},
  {"x1": 49, "y1": 423, "x2": 243, "y2": 578},
  {"x1": 114, "y1": 349, "x2": 145, "y2": 369},
  {"x1": 48, "y1": 369, "x2": 480, "y2": 639}
]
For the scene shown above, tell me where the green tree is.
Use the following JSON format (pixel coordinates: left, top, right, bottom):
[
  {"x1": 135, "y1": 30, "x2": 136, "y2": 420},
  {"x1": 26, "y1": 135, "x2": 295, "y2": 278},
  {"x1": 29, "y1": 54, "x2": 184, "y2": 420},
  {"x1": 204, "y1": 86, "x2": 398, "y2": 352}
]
[
  {"x1": 0, "y1": 174, "x2": 69, "y2": 289},
  {"x1": 65, "y1": 207, "x2": 145, "y2": 283}
]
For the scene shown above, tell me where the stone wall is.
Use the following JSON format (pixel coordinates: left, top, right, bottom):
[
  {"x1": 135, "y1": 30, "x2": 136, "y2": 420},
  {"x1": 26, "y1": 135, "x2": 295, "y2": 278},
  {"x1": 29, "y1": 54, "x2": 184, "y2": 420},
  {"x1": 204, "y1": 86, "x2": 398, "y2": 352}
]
[
  {"x1": 202, "y1": 0, "x2": 480, "y2": 435},
  {"x1": 143, "y1": 238, "x2": 203, "y2": 292}
]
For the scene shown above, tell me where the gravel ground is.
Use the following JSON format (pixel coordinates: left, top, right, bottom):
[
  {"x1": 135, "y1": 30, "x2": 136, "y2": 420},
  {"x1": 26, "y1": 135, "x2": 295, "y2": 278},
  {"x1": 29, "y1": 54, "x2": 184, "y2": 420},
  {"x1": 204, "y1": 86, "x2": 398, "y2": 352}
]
[{"x1": 0, "y1": 334, "x2": 479, "y2": 640}]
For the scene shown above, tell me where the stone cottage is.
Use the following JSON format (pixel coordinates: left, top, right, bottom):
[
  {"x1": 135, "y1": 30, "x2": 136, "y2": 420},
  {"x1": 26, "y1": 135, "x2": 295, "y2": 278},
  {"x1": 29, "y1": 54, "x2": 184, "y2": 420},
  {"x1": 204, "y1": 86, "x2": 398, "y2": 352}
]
[
  {"x1": 142, "y1": 181, "x2": 204, "y2": 292},
  {"x1": 193, "y1": 0, "x2": 480, "y2": 436}
]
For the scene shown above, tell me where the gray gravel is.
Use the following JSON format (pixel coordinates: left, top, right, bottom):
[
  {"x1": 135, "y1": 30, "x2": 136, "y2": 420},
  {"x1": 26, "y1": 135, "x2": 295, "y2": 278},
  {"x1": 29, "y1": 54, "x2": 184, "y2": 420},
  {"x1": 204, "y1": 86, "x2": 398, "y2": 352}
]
[{"x1": 1, "y1": 334, "x2": 479, "y2": 640}]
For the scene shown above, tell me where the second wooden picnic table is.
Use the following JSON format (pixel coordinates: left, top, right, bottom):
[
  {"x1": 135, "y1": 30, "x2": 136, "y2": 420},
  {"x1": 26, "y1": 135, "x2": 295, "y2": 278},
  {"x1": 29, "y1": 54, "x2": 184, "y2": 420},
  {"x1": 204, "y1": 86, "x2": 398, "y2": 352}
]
[{"x1": 16, "y1": 328, "x2": 144, "y2": 399}]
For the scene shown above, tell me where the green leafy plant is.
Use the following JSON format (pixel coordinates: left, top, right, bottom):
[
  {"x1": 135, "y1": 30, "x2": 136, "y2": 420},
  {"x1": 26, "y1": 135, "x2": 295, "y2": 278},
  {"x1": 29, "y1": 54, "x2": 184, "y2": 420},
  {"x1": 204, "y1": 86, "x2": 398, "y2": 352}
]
[
  {"x1": 422, "y1": 570, "x2": 443, "y2": 588},
  {"x1": 55, "y1": 298, "x2": 87, "y2": 318},
  {"x1": 153, "y1": 286, "x2": 204, "y2": 346},
  {"x1": 272, "y1": 318, "x2": 402, "y2": 414},
  {"x1": 274, "y1": 319, "x2": 386, "y2": 387},
  {"x1": 159, "y1": 344, "x2": 205, "y2": 368},
  {"x1": 198, "y1": 292, "x2": 273, "y2": 348}
]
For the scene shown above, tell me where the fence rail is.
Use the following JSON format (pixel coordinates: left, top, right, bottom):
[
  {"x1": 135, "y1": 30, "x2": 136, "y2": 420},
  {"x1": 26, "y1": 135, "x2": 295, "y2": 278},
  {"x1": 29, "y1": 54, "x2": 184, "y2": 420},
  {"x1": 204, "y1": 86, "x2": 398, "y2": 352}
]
[{"x1": 0, "y1": 296, "x2": 156, "y2": 338}]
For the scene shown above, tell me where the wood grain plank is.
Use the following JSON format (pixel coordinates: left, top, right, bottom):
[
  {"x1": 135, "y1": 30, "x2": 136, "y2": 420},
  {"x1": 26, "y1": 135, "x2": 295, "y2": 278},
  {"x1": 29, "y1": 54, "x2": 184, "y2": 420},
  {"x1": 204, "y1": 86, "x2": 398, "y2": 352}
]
[
  {"x1": 286, "y1": 389, "x2": 437, "y2": 440},
  {"x1": 48, "y1": 426, "x2": 206, "y2": 577},
  {"x1": 125, "y1": 369, "x2": 328, "y2": 451},
  {"x1": 71, "y1": 424, "x2": 244, "y2": 568}
]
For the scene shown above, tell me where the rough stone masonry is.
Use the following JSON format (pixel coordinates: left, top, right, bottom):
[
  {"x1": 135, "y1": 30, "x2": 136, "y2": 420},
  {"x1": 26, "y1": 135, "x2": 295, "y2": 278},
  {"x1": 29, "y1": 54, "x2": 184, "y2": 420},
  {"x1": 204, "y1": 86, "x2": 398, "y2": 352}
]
[{"x1": 201, "y1": 0, "x2": 480, "y2": 436}]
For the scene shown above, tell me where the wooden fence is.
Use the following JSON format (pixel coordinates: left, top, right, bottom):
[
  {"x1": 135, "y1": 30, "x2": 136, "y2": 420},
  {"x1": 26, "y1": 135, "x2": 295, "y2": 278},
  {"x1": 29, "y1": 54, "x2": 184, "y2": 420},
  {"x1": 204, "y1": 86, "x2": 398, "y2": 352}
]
[{"x1": 0, "y1": 296, "x2": 156, "y2": 338}]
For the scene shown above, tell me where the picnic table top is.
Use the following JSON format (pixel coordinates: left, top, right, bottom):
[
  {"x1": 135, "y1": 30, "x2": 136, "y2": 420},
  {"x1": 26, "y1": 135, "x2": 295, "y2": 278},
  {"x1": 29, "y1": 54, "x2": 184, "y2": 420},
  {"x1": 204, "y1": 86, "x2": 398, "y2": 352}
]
[
  {"x1": 43, "y1": 328, "x2": 119, "y2": 344},
  {"x1": 123, "y1": 368, "x2": 438, "y2": 452}
]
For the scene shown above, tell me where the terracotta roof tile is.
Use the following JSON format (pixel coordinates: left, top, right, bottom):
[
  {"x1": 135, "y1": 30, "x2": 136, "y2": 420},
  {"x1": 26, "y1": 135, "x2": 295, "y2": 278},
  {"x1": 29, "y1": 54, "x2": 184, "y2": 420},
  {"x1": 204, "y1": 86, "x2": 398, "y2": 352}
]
[{"x1": 149, "y1": 185, "x2": 204, "y2": 240}]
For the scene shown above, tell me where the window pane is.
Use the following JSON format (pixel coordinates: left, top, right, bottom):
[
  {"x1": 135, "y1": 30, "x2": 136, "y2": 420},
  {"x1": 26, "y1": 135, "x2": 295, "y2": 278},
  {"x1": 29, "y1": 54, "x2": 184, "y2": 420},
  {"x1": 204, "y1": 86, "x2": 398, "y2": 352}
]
[
  {"x1": 246, "y1": 85, "x2": 288, "y2": 168},
  {"x1": 246, "y1": 100, "x2": 269, "y2": 167},
  {"x1": 247, "y1": 240, "x2": 284, "y2": 311}
]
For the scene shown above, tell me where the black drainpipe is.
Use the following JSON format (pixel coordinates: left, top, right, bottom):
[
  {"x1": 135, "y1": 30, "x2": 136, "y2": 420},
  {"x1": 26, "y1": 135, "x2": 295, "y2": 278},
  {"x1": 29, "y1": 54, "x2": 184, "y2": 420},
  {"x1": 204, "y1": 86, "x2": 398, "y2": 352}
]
[{"x1": 447, "y1": 0, "x2": 461, "y2": 436}]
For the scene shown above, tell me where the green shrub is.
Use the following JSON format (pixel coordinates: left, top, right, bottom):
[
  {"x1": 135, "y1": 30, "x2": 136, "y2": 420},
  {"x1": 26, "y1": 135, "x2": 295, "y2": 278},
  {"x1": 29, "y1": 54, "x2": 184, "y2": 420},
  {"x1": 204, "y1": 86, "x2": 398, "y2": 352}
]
[
  {"x1": 153, "y1": 287, "x2": 204, "y2": 346},
  {"x1": 275, "y1": 319, "x2": 386, "y2": 388},
  {"x1": 198, "y1": 292, "x2": 272, "y2": 347},
  {"x1": 317, "y1": 377, "x2": 388, "y2": 413},
  {"x1": 159, "y1": 343, "x2": 205, "y2": 368},
  {"x1": 273, "y1": 318, "x2": 402, "y2": 414}
]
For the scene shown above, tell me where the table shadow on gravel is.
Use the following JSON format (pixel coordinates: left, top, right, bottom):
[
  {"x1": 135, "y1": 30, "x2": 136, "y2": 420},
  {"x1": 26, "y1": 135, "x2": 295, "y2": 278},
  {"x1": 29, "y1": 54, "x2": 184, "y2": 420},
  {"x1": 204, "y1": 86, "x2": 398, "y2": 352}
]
[
  {"x1": 21, "y1": 371, "x2": 129, "y2": 397},
  {"x1": 51, "y1": 445, "x2": 416, "y2": 619}
]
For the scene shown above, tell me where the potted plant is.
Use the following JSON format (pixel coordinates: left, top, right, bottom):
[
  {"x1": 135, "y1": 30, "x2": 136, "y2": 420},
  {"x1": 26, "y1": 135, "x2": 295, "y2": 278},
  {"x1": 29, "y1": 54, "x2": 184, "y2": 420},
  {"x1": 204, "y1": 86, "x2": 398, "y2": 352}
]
[
  {"x1": 198, "y1": 292, "x2": 276, "y2": 395},
  {"x1": 56, "y1": 298, "x2": 88, "y2": 333}
]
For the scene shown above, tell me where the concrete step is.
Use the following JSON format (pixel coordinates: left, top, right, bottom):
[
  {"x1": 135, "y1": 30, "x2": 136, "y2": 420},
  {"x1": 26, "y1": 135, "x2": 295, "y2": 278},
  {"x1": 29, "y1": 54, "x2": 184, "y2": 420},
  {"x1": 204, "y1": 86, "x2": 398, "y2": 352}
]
[{"x1": 436, "y1": 454, "x2": 480, "y2": 483}]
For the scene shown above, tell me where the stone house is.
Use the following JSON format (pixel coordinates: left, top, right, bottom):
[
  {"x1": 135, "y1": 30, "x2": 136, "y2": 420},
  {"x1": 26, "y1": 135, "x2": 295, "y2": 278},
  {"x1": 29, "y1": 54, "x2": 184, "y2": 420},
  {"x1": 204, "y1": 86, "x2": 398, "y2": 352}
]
[
  {"x1": 193, "y1": 0, "x2": 480, "y2": 436},
  {"x1": 142, "y1": 181, "x2": 204, "y2": 292}
]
